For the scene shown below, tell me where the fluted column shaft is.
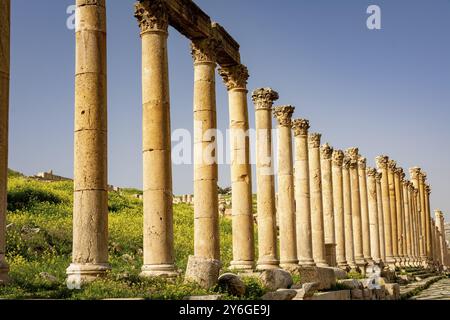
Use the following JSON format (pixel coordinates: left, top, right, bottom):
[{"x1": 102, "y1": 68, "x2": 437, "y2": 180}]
[
  {"x1": 135, "y1": 1, "x2": 177, "y2": 277},
  {"x1": 321, "y1": 144, "x2": 335, "y2": 249},
  {"x1": 0, "y1": 0, "x2": 10, "y2": 283},
  {"x1": 219, "y1": 65, "x2": 254, "y2": 271},
  {"x1": 358, "y1": 157, "x2": 372, "y2": 263},
  {"x1": 67, "y1": 0, "x2": 110, "y2": 284},
  {"x1": 367, "y1": 169, "x2": 381, "y2": 263},
  {"x1": 347, "y1": 148, "x2": 365, "y2": 266},
  {"x1": 332, "y1": 150, "x2": 347, "y2": 268},
  {"x1": 394, "y1": 169, "x2": 405, "y2": 264},
  {"x1": 192, "y1": 38, "x2": 220, "y2": 260},
  {"x1": 273, "y1": 106, "x2": 297, "y2": 268},
  {"x1": 292, "y1": 119, "x2": 315, "y2": 267},
  {"x1": 343, "y1": 158, "x2": 356, "y2": 269},
  {"x1": 376, "y1": 156, "x2": 394, "y2": 266},
  {"x1": 425, "y1": 185, "x2": 434, "y2": 263},
  {"x1": 309, "y1": 134, "x2": 327, "y2": 267},
  {"x1": 376, "y1": 172, "x2": 386, "y2": 262},
  {"x1": 253, "y1": 88, "x2": 279, "y2": 270},
  {"x1": 410, "y1": 168, "x2": 427, "y2": 261},
  {"x1": 387, "y1": 161, "x2": 399, "y2": 263},
  {"x1": 403, "y1": 181, "x2": 412, "y2": 265}
]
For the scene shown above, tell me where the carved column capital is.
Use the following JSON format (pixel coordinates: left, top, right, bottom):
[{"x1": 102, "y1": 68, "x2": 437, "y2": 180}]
[
  {"x1": 308, "y1": 133, "x2": 321, "y2": 148},
  {"x1": 273, "y1": 105, "x2": 295, "y2": 127},
  {"x1": 345, "y1": 148, "x2": 359, "y2": 169},
  {"x1": 409, "y1": 167, "x2": 421, "y2": 180},
  {"x1": 343, "y1": 156, "x2": 351, "y2": 170},
  {"x1": 191, "y1": 38, "x2": 220, "y2": 64},
  {"x1": 252, "y1": 88, "x2": 279, "y2": 111},
  {"x1": 388, "y1": 160, "x2": 397, "y2": 171},
  {"x1": 134, "y1": 0, "x2": 169, "y2": 34},
  {"x1": 367, "y1": 167, "x2": 377, "y2": 177},
  {"x1": 375, "y1": 171, "x2": 383, "y2": 182},
  {"x1": 332, "y1": 150, "x2": 344, "y2": 167},
  {"x1": 425, "y1": 184, "x2": 431, "y2": 195},
  {"x1": 218, "y1": 64, "x2": 249, "y2": 91},
  {"x1": 320, "y1": 143, "x2": 334, "y2": 160},
  {"x1": 376, "y1": 155, "x2": 389, "y2": 170},
  {"x1": 292, "y1": 119, "x2": 310, "y2": 137},
  {"x1": 358, "y1": 156, "x2": 367, "y2": 169}
]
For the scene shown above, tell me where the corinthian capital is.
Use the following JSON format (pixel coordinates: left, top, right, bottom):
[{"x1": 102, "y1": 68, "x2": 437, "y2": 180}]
[
  {"x1": 218, "y1": 64, "x2": 249, "y2": 91},
  {"x1": 388, "y1": 160, "x2": 397, "y2": 171},
  {"x1": 375, "y1": 171, "x2": 382, "y2": 182},
  {"x1": 409, "y1": 167, "x2": 421, "y2": 180},
  {"x1": 134, "y1": 0, "x2": 169, "y2": 33},
  {"x1": 273, "y1": 105, "x2": 295, "y2": 127},
  {"x1": 292, "y1": 119, "x2": 310, "y2": 137},
  {"x1": 332, "y1": 150, "x2": 344, "y2": 167},
  {"x1": 345, "y1": 148, "x2": 359, "y2": 161},
  {"x1": 320, "y1": 143, "x2": 334, "y2": 160},
  {"x1": 252, "y1": 88, "x2": 279, "y2": 110},
  {"x1": 308, "y1": 133, "x2": 322, "y2": 148},
  {"x1": 367, "y1": 167, "x2": 377, "y2": 177},
  {"x1": 426, "y1": 184, "x2": 431, "y2": 194},
  {"x1": 343, "y1": 156, "x2": 351, "y2": 170},
  {"x1": 191, "y1": 38, "x2": 220, "y2": 64},
  {"x1": 376, "y1": 155, "x2": 389, "y2": 170},
  {"x1": 358, "y1": 156, "x2": 367, "y2": 169}
]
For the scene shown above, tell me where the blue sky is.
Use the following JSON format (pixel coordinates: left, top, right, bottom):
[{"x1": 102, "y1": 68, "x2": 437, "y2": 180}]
[{"x1": 8, "y1": 0, "x2": 450, "y2": 220}]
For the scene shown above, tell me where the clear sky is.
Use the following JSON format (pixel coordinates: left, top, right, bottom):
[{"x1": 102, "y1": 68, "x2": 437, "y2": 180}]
[{"x1": 7, "y1": 0, "x2": 450, "y2": 220}]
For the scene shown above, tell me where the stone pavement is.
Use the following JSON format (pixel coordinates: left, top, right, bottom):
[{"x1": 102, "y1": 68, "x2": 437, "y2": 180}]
[{"x1": 410, "y1": 278, "x2": 450, "y2": 300}]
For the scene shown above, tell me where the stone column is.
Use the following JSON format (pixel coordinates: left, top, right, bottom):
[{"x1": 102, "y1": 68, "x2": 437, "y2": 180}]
[
  {"x1": 358, "y1": 157, "x2": 372, "y2": 264},
  {"x1": 135, "y1": 0, "x2": 177, "y2": 277},
  {"x1": 436, "y1": 211, "x2": 447, "y2": 268},
  {"x1": 403, "y1": 181, "x2": 412, "y2": 266},
  {"x1": 346, "y1": 148, "x2": 365, "y2": 267},
  {"x1": 431, "y1": 219, "x2": 437, "y2": 266},
  {"x1": 219, "y1": 64, "x2": 254, "y2": 271},
  {"x1": 273, "y1": 106, "x2": 298, "y2": 269},
  {"x1": 0, "y1": 0, "x2": 10, "y2": 284},
  {"x1": 321, "y1": 143, "x2": 336, "y2": 264},
  {"x1": 309, "y1": 133, "x2": 328, "y2": 267},
  {"x1": 343, "y1": 157, "x2": 357, "y2": 269},
  {"x1": 292, "y1": 119, "x2": 315, "y2": 267},
  {"x1": 410, "y1": 185, "x2": 419, "y2": 265},
  {"x1": 375, "y1": 172, "x2": 386, "y2": 263},
  {"x1": 376, "y1": 156, "x2": 395, "y2": 267},
  {"x1": 67, "y1": 0, "x2": 110, "y2": 284},
  {"x1": 424, "y1": 183, "x2": 434, "y2": 264},
  {"x1": 410, "y1": 167, "x2": 427, "y2": 262},
  {"x1": 191, "y1": 38, "x2": 221, "y2": 261},
  {"x1": 252, "y1": 88, "x2": 279, "y2": 270},
  {"x1": 387, "y1": 160, "x2": 399, "y2": 264},
  {"x1": 332, "y1": 150, "x2": 348, "y2": 269},
  {"x1": 394, "y1": 168, "x2": 405, "y2": 266},
  {"x1": 367, "y1": 168, "x2": 381, "y2": 264}
]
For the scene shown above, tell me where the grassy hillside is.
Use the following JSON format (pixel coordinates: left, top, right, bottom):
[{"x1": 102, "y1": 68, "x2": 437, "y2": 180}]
[{"x1": 0, "y1": 171, "x2": 263, "y2": 300}]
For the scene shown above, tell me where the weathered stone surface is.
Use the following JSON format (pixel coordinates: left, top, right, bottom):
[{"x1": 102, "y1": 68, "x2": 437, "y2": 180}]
[
  {"x1": 292, "y1": 282, "x2": 319, "y2": 299},
  {"x1": 307, "y1": 290, "x2": 351, "y2": 300},
  {"x1": 261, "y1": 289, "x2": 297, "y2": 301},
  {"x1": 351, "y1": 289, "x2": 363, "y2": 300},
  {"x1": 184, "y1": 295, "x2": 223, "y2": 300},
  {"x1": 338, "y1": 279, "x2": 362, "y2": 290},
  {"x1": 295, "y1": 266, "x2": 336, "y2": 290},
  {"x1": 217, "y1": 273, "x2": 246, "y2": 297},
  {"x1": 330, "y1": 267, "x2": 347, "y2": 280},
  {"x1": 385, "y1": 283, "x2": 400, "y2": 300},
  {"x1": 185, "y1": 256, "x2": 221, "y2": 289},
  {"x1": 362, "y1": 288, "x2": 372, "y2": 300},
  {"x1": 259, "y1": 269, "x2": 293, "y2": 291}
]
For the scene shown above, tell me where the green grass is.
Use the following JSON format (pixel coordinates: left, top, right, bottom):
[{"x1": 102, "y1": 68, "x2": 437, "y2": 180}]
[{"x1": 0, "y1": 172, "x2": 262, "y2": 300}]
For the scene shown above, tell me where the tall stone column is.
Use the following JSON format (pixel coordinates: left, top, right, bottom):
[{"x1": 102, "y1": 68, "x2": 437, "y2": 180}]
[
  {"x1": 67, "y1": 0, "x2": 110, "y2": 284},
  {"x1": 135, "y1": 0, "x2": 177, "y2": 277},
  {"x1": 424, "y1": 183, "x2": 434, "y2": 264},
  {"x1": 387, "y1": 160, "x2": 399, "y2": 264},
  {"x1": 192, "y1": 38, "x2": 220, "y2": 260},
  {"x1": 376, "y1": 156, "x2": 395, "y2": 267},
  {"x1": 343, "y1": 157, "x2": 357, "y2": 269},
  {"x1": 309, "y1": 133, "x2": 327, "y2": 267},
  {"x1": 410, "y1": 167, "x2": 427, "y2": 262},
  {"x1": 346, "y1": 148, "x2": 365, "y2": 267},
  {"x1": 394, "y1": 168, "x2": 405, "y2": 265},
  {"x1": 219, "y1": 64, "x2": 254, "y2": 271},
  {"x1": 375, "y1": 172, "x2": 386, "y2": 262},
  {"x1": 321, "y1": 143, "x2": 336, "y2": 265},
  {"x1": 332, "y1": 150, "x2": 348, "y2": 269},
  {"x1": 273, "y1": 106, "x2": 298, "y2": 269},
  {"x1": 252, "y1": 88, "x2": 279, "y2": 270},
  {"x1": 0, "y1": 0, "x2": 10, "y2": 284},
  {"x1": 358, "y1": 157, "x2": 372, "y2": 264},
  {"x1": 435, "y1": 211, "x2": 447, "y2": 267},
  {"x1": 410, "y1": 185, "x2": 419, "y2": 265},
  {"x1": 403, "y1": 180, "x2": 412, "y2": 266},
  {"x1": 292, "y1": 119, "x2": 315, "y2": 267},
  {"x1": 367, "y1": 168, "x2": 381, "y2": 264}
]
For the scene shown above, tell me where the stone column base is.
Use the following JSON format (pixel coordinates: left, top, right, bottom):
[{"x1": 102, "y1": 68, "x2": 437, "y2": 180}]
[
  {"x1": 298, "y1": 259, "x2": 316, "y2": 268},
  {"x1": 229, "y1": 261, "x2": 255, "y2": 273},
  {"x1": 280, "y1": 261, "x2": 300, "y2": 273},
  {"x1": 256, "y1": 259, "x2": 279, "y2": 271},
  {"x1": 0, "y1": 256, "x2": 10, "y2": 285},
  {"x1": 141, "y1": 264, "x2": 179, "y2": 278},
  {"x1": 66, "y1": 263, "x2": 110, "y2": 289}
]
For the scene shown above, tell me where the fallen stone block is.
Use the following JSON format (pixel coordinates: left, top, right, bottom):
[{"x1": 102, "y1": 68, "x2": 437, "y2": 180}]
[
  {"x1": 184, "y1": 256, "x2": 221, "y2": 289},
  {"x1": 351, "y1": 289, "x2": 363, "y2": 300},
  {"x1": 385, "y1": 283, "x2": 400, "y2": 300},
  {"x1": 294, "y1": 266, "x2": 336, "y2": 290},
  {"x1": 259, "y1": 269, "x2": 293, "y2": 291},
  {"x1": 217, "y1": 273, "x2": 246, "y2": 297},
  {"x1": 183, "y1": 295, "x2": 223, "y2": 300},
  {"x1": 261, "y1": 289, "x2": 297, "y2": 301},
  {"x1": 307, "y1": 290, "x2": 351, "y2": 301},
  {"x1": 338, "y1": 279, "x2": 361, "y2": 290}
]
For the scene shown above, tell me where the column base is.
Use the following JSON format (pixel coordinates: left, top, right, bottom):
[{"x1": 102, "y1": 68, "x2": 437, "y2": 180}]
[
  {"x1": 229, "y1": 260, "x2": 255, "y2": 273},
  {"x1": 298, "y1": 258, "x2": 316, "y2": 268},
  {"x1": 0, "y1": 256, "x2": 10, "y2": 285},
  {"x1": 337, "y1": 261, "x2": 350, "y2": 272},
  {"x1": 280, "y1": 260, "x2": 300, "y2": 272},
  {"x1": 66, "y1": 263, "x2": 111, "y2": 289},
  {"x1": 256, "y1": 259, "x2": 279, "y2": 271},
  {"x1": 140, "y1": 264, "x2": 179, "y2": 278}
]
